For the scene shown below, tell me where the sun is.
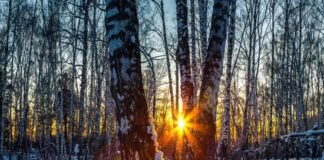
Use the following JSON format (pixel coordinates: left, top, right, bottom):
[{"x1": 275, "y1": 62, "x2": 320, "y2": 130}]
[
  {"x1": 177, "y1": 116, "x2": 186, "y2": 131},
  {"x1": 161, "y1": 110, "x2": 201, "y2": 155}
]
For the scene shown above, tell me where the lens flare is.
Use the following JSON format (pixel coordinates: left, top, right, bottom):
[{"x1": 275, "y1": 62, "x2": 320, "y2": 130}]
[{"x1": 177, "y1": 116, "x2": 185, "y2": 131}]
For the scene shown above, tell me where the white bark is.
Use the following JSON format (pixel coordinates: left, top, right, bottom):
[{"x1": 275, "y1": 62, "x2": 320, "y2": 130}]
[
  {"x1": 217, "y1": 0, "x2": 236, "y2": 157},
  {"x1": 0, "y1": 0, "x2": 12, "y2": 154},
  {"x1": 197, "y1": 0, "x2": 230, "y2": 159},
  {"x1": 191, "y1": 0, "x2": 198, "y2": 109},
  {"x1": 198, "y1": 0, "x2": 207, "y2": 62},
  {"x1": 106, "y1": 0, "x2": 162, "y2": 159},
  {"x1": 77, "y1": 0, "x2": 89, "y2": 151}
]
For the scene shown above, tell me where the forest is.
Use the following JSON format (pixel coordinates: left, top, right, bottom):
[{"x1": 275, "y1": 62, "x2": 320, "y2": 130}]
[{"x1": 0, "y1": 0, "x2": 323, "y2": 159}]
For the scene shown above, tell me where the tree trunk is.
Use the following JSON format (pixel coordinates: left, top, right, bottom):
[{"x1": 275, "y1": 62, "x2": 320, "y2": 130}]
[
  {"x1": 217, "y1": 0, "x2": 236, "y2": 158},
  {"x1": 269, "y1": 0, "x2": 276, "y2": 141},
  {"x1": 196, "y1": 0, "x2": 229, "y2": 159},
  {"x1": 0, "y1": 0, "x2": 12, "y2": 154},
  {"x1": 20, "y1": 2, "x2": 37, "y2": 150},
  {"x1": 175, "y1": 0, "x2": 194, "y2": 158},
  {"x1": 191, "y1": 0, "x2": 198, "y2": 110},
  {"x1": 160, "y1": 0, "x2": 175, "y2": 121},
  {"x1": 77, "y1": 0, "x2": 89, "y2": 153},
  {"x1": 93, "y1": 1, "x2": 102, "y2": 151},
  {"x1": 68, "y1": 0, "x2": 78, "y2": 158},
  {"x1": 297, "y1": 0, "x2": 304, "y2": 132},
  {"x1": 176, "y1": 0, "x2": 193, "y2": 116},
  {"x1": 198, "y1": 0, "x2": 207, "y2": 62},
  {"x1": 106, "y1": 0, "x2": 162, "y2": 159}
]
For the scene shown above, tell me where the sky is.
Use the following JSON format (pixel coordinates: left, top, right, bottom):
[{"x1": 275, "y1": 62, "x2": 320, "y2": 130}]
[
  {"x1": 165, "y1": 0, "x2": 177, "y2": 23},
  {"x1": 163, "y1": 0, "x2": 177, "y2": 36}
]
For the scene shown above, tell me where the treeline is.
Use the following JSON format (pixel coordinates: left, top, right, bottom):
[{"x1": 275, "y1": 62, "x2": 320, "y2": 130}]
[
  {"x1": 0, "y1": 0, "x2": 114, "y2": 158},
  {"x1": 0, "y1": 0, "x2": 323, "y2": 159}
]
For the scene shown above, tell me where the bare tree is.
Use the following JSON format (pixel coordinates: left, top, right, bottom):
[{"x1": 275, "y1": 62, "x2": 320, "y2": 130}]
[
  {"x1": 106, "y1": 0, "x2": 162, "y2": 159},
  {"x1": 0, "y1": 0, "x2": 12, "y2": 155},
  {"x1": 77, "y1": 0, "x2": 89, "y2": 154},
  {"x1": 217, "y1": 0, "x2": 236, "y2": 158},
  {"x1": 198, "y1": 0, "x2": 207, "y2": 61},
  {"x1": 196, "y1": 0, "x2": 230, "y2": 159}
]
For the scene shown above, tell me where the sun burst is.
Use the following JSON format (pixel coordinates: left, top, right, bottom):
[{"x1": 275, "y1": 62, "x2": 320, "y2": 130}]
[
  {"x1": 177, "y1": 116, "x2": 186, "y2": 131},
  {"x1": 160, "y1": 109, "x2": 202, "y2": 156}
]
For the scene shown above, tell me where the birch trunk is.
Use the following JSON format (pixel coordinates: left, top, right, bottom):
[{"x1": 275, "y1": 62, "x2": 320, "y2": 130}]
[
  {"x1": 269, "y1": 0, "x2": 276, "y2": 141},
  {"x1": 297, "y1": 0, "x2": 304, "y2": 132},
  {"x1": 20, "y1": 2, "x2": 37, "y2": 150},
  {"x1": 68, "y1": 0, "x2": 78, "y2": 157},
  {"x1": 0, "y1": 0, "x2": 12, "y2": 154},
  {"x1": 106, "y1": 0, "x2": 162, "y2": 158},
  {"x1": 191, "y1": 0, "x2": 198, "y2": 109},
  {"x1": 175, "y1": 0, "x2": 195, "y2": 158},
  {"x1": 77, "y1": 0, "x2": 89, "y2": 152},
  {"x1": 198, "y1": 0, "x2": 207, "y2": 62},
  {"x1": 93, "y1": 1, "x2": 103, "y2": 151},
  {"x1": 176, "y1": 0, "x2": 193, "y2": 115},
  {"x1": 217, "y1": 0, "x2": 236, "y2": 157},
  {"x1": 196, "y1": 0, "x2": 229, "y2": 159}
]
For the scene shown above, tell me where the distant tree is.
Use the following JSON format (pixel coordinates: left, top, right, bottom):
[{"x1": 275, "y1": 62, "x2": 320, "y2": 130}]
[
  {"x1": 269, "y1": 0, "x2": 277, "y2": 141},
  {"x1": 77, "y1": 0, "x2": 89, "y2": 153},
  {"x1": 0, "y1": 0, "x2": 12, "y2": 155}
]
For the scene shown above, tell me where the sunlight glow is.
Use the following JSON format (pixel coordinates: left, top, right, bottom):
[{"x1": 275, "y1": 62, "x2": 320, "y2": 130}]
[
  {"x1": 172, "y1": 110, "x2": 199, "y2": 154},
  {"x1": 177, "y1": 116, "x2": 186, "y2": 131}
]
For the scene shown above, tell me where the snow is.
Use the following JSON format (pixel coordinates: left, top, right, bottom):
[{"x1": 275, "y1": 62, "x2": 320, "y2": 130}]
[
  {"x1": 107, "y1": 20, "x2": 125, "y2": 40},
  {"x1": 260, "y1": 158, "x2": 323, "y2": 160},
  {"x1": 135, "y1": 151, "x2": 140, "y2": 160},
  {"x1": 106, "y1": 7, "x2": 119, "y2": 18},
  {"x1": 71, "y1": 155, "x2": 78, "y2": 160},
  {"x1": 111, "y1": 68, "x2": 117, "y2": 86},
  {"x1": 147, "y1": 117, "x2": 157, "y2": 142},
  {"x1": 74, "y1": 144, "x2": 80, "y2": 154},
  {"x1": 108, "y1": 38, "x2": 123, "y2": 54},
  {"x1": 251, "y1": 129, "x2": 324, "y2": 159},
  {"x1": 131, "y1": 35, "x2": 136, "y2": 43},
  {"x1": 3, "y1": 155, "x2": 10, "y2": 160},
  {"x1": 147, "y1": 117, "x2": 158, "y2": 142},
  {"x1": 2, "y1": 155, "x2": 18, "y2": 160},
  {"x1": 313, "y1": 124, "x2": 318, "y2": 130},
  {"x1": 119, "y1": 117, "x2": 131, "y2": 134},
  {"x1": 147, "y1": 125, "x2": 153, "y2": 134},
  {"x1": 120, "y1": 57, "x2": 131, "y2": 80},
  {"x1": 130, "y1": 101, "x2": 135, "y2": 111},
  {"x1": 130, "y1": 114, "x2": 134, "y2": 121},
  {"x1": 280, "y1": 129, "x2": 324, "y2": 141},
  {"x1": 151, "y1": 128, "x2": 157, "y2": 141},
  {"x1": 125, "y1": 7, "x2": 132, "y2": 16},
  {"x1": 148, "y1": 116, "x2": 154, "y2": 124},
  {"x1": 155, "y1": 150, "x2": 164, "y2": 160},
  {"x1": 117, "y1": 93, "x2": 125, "y2": 100},
  {"x1": 3, "y1": 155, "x2": 8, "y2": 160},
  {"x1": 70, "y1": 144, "x2": 80, "y2": 160}
]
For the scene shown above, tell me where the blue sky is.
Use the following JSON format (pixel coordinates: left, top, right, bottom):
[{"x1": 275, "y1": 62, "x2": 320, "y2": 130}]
[
  {"x1": 165, "y1": 0, "x2": 176, "y2": 18},
  {"x1": 164, "y1": 0, "x2": 177, "y2": 33}
]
